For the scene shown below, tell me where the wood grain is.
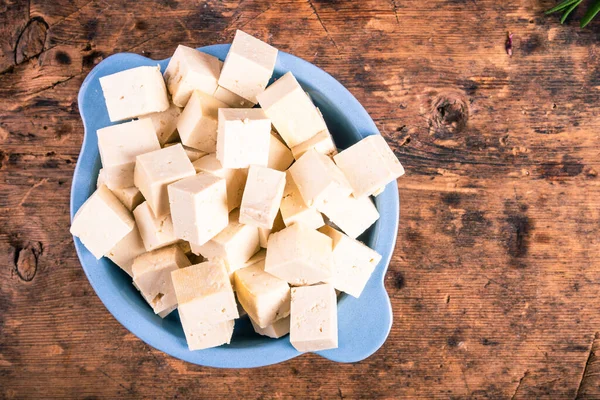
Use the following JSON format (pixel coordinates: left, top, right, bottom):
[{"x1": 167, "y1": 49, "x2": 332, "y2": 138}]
[{"x1": 2, "y1": 0, "x2": 600, "y2": 398}]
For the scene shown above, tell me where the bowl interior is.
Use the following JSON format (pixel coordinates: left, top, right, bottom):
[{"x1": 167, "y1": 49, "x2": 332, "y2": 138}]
[{"x1": 71, "y1": 44, "x2": 398, "y2": 368}]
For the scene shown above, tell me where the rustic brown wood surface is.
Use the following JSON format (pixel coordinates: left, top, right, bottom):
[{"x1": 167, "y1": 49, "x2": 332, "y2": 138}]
[{"x1": 2, "y1": 0, "x2": 600, "y2": 398}]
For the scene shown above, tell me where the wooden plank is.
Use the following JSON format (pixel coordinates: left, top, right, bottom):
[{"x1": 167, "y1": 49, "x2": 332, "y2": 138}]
[{"x1": 1, "y1": 0, "x2": 600, "y2": 397}]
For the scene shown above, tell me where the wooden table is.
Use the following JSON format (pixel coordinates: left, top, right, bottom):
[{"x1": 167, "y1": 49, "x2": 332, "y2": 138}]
[{"x1": 2, "y1": 0, "x2": 600, "y2": 398}]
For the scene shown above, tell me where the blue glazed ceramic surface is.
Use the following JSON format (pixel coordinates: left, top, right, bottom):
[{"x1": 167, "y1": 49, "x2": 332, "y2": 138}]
[{"x1": 71, "y1": 44, "x2": 399, "y2": 368}]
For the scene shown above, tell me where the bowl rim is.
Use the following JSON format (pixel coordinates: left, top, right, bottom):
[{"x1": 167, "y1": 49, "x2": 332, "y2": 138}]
[{"x1": 71, "y1": 43, "x2": 399, "y2": 368}]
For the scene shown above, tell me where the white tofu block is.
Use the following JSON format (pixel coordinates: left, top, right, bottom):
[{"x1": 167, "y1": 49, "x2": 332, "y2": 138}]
[
  {"x1": 171, "y1": 260, "x2": 239, "y2": 324},
  {"x1": 318, "y1": 225, "x2": 382, "y2": 298},
  {"x1": 70, "y1": 185, "x2": 135, "y2": 259},
  {"x1": 113, "y1": 186, "x2": 144, "y2": 211},
  {"x1": 239, "y1": 165, "x2": 286, "y2": 229},
  {"x1": 218, "y1": 30, "x2": 277, "y2": 103},
  {"x1": 132, "y1": 244, "x2": 191, "y2": 315},
  {"x1": 143, "y1": 103, "x2": 182, "y2": 145},
  {"x1": 177, "y1": 90, "x2": 229, "y2": 153},
  {"x1": 168, "y1": 172, "x2": 229, "y2": 246},
  {"x1": 213, "y1": 85, "x2": 255, "y2": 108},
  {"x1": 256, "y1": 72, "x2": 326, "y2": 148},
  {"x1": 319, "y1": 194, "x2": 379, "y2": 239},
  {"x1": 216, "y1": 108, "x2": 271, "y2": 169},
  {"x1": 267, "y1": 133, "x2": 294, "y2": 171},
  {"x1": 264, "y1": 223, "x2": 332, "y2": 286},
  {"x1": 101, "y1": 164, "x2": 135, "y2": 189},
  {"x1": 250, "y1": 315, "x2": 290, "y2": 339},
  {"x1": 134, "y1": 143, "x2": 196, "y2": 217},
  {"x1": 134, "y1": 285, "x2": 178, "y2": 318},
  {"x1": 290, "y1": 283, "x2": 338, "y2": 352},
  {"x1": 99, "y1": 65, "x2": 169, "y2": 122},
  {"x1": 288, "y1": 149, "x2": 352, "y2": 209},
  {"x1": 180, "y1": 313, "x2": 235, "y2": 351},
  {"x1": 193, "y1": 153, "x2": 247, "y2": 212},
  {"x1": 97, "y1": 169, "x2": 144, "y2": 211},
  {"x1": 333, "y1": 135, "x2": 405, "y2": 198},
  {"x1": 210, "y1": 247, "x2": 267, "y2": 284},
  {"x1": 280, "y1": 171, "x2": 325, "y2": 230},
  {"x1": 234, "y1": 260, "x2": 290, "y2": 328},
  {"x1": 291, "y1": 129, "x2": 337, "y2": 160},
  {"x1": 133, "y1": 201, "x2": 179, "y2": 251},
  {"x1": 106, "y1": 225, "x2": 146, "y2": 277},
  {"x1": 97, "y1": 119, "x2": 161, "y2": 189},
  {"x1": 193, "y1": 209, "x2": 260, "y2": 277},
  {"x1": 258, "y1": 210, "x2": 285, "y2": 248},
  {"x1": 163, "y1": 142, "x2": 207, "y2": 162},
  {"x1": 163, "y1": 45, "x2": 222, "y2": 107}
]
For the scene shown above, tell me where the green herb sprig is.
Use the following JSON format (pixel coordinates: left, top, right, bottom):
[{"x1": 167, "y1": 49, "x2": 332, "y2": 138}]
[{"x1": 546, "y1": 0, "x2": 600, "y2": 27}]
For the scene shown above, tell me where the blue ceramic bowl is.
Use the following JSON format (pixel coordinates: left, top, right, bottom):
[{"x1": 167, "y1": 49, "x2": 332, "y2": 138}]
[{"x1": 71, "y1": 44, "x2": 399, "y2": 368}]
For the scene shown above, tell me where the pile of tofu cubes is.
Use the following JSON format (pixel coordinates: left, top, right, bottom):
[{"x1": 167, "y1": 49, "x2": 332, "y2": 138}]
[{"x1": 71, "y1": 30, "x2": 405, "y2": 352}]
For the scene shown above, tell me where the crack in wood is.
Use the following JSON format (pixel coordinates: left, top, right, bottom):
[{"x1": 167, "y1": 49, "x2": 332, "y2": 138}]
[
  {"x1": 575, "y1": 333, "x2": 599, "y2": 399},
  {"x1": 390, "y1": 0, "x2": 400, "y2": 27},
  {"x1": 510, "y1": 370, "x2": 528, "y2": 400},
  {"x1": 306, "y1": 0, "x2": 340, "y2": 54},
  {"x1": 18, "y1": 178, "x2": 48, "y2": 207},
  {"x1": 97, "y1": 368, "x2": 135, "y2": 395},
  {"x1": 26, "y1": 73, "x2": 82, "y2": 97},
  {"x1": 237, "y1": 5, "x2": 273, "y2": 30}
]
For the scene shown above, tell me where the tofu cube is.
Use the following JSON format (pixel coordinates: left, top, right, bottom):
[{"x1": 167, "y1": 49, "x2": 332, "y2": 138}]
[
  {"x1": 216, "y1": 108, "x2": 271, "y2": 169},
  {"x1": 258, "y1": 210, "x2": 285, "y2": 248},
  {"x1": 290, "y1": 283, "x2": 338, "y2": 352},
  {"x1": 193, "y1": 153, "x2": 247, "y2": 212},
  {"x1": 99, "y1": 65, "x2": 169, "y2": 122},
  {"x1": 213, "y1": 85, "x2": 255, "y2": 108},
  {"x1": 171, "y1": 260, "x2": 239, "y2": 324},
  {"x1": 132, "y1": 244, "x2": 191, "y2": 315},
  {"x1": 163, "y1": 45, "x2": 222, "y2": 107},
  {"x1": 291, "y1": 128, "x2": 337, "y2": 160},
  {"x1": 179, "y1": 314, "x2": 235, "y2": 351},
  {"x1": 288, "y1": 148, "x2": 352, "y2": 209},
  {"x1": 97, "y1": 169, "x2": 144, "y2": 211},
  {"x1": 143, "y1": 103, "x2": 182, "y2": 146},
  {"x1": 192, "y1": 209, "x2": 260, "y2": 277},
  {"x1": 177, "y1": 90, "x2": 229, "y2": 153},
  {"x1": 280, "y1": 171, "x2": 325, "y2": 230},
  {"x1": 333, "y1": 135, "x2": 405, "y2": 198},
  {"x1": 101, "y1": 164, "x2": 136, "y2": 190},
  {"x1": 239, "y1": 165, "x2": 286, "y2": 229},
  {"x1": 267, "y1": 133, "x2": 294, "y2": 171},
  {"x1": 257, "y1": 72, "x2": 327, "y2": 148},
  {"x1": 133, "y1": 201, "x2": 179, "y2": 251},
  {"x1": 106, "y1": 225, "x2": 146, "y2": 277},
  {"x1": 70, "y1": 185, "x2": 135, "y2": 259},
  {"x1": 97, "y1": 119, "x2": 161, "y2": 189},
  {"x1": 218, "y1": 30, "x2": 277, "y2": 103},
  {"x1": 168, "y1": 172, "x2": 229, "y2": 246},
  {"x1": 134, "y1": 143, "x2": 196, "y2": 217},
  {"x1": 234, "y1": 260, "x2": 291, "y2": 328},
  {"x1": 264, "y1": 223, "x2": 332, "y2": 286},
  {"x1": 319, "y1": 194, "x2": 380, "y2": 239},
  {"x1": 250, "y1": 315, "x2": 290, "y2": 339},
  {"x1": 318, "y1": 225, "x2": 382, "y2": 298}
]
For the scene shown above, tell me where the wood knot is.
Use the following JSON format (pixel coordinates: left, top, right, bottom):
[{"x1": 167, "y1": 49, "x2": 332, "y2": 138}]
[
  {"x1": 424, "y1": 90, "x2": 469, "y2": 138},
  {"x1": 14, "y1": 17, "x2": 49, "y2": 65},
  {"x1": 13, "y1": 241, "x2": 43, "y2": 282}
]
